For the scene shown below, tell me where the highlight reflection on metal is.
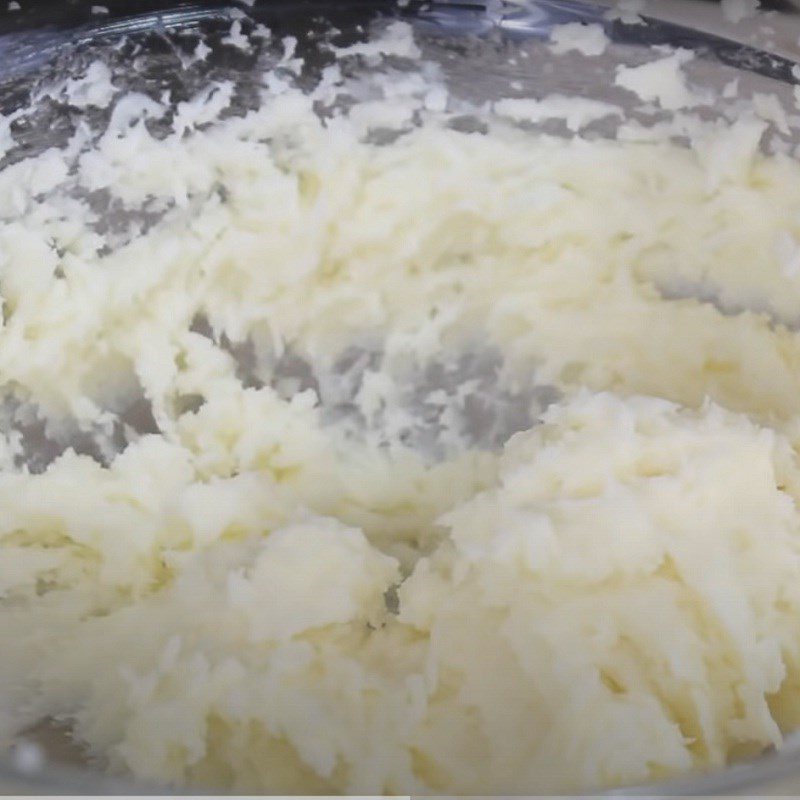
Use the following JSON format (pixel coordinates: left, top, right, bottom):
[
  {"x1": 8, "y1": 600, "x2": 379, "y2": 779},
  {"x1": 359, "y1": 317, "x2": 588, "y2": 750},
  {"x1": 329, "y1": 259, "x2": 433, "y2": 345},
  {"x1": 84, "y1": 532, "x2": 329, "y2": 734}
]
[{"x1": 0, "y1": 5, "x2": 235, "y2": 77}]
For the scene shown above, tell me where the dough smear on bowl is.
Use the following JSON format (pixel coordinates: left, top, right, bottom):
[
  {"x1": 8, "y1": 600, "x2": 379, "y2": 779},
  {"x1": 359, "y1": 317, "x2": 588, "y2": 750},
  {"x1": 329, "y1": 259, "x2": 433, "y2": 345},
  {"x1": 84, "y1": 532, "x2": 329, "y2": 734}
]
[{"x1": 3, "y1": 13, "x2": 800, "y2": 795}]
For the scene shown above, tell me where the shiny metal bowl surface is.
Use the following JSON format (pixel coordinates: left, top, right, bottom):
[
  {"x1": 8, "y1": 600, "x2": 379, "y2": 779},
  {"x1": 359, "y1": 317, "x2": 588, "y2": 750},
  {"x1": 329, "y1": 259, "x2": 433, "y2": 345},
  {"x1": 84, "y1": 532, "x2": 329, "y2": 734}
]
[{"x1": 1, "y1": 0, "x2": 800, "y2": 794}]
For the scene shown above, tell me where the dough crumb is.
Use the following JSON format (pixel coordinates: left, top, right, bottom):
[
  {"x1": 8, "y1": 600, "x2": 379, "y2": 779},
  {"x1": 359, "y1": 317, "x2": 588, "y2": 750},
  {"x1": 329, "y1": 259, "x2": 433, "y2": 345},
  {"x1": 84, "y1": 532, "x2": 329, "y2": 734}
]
[
  {"x1": 549, "y1": 23, "x2": 609, "y2": 57},
  {"x1": 615, "y1": 49, "x2": 701, "y2": 111}
]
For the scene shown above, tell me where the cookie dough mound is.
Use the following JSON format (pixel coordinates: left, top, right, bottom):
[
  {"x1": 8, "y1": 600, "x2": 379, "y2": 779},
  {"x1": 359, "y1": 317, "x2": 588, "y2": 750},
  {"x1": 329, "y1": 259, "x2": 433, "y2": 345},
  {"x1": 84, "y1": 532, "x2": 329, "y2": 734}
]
[{"x1": 400, "y1": 392, "x2": 800, "y2": 792}]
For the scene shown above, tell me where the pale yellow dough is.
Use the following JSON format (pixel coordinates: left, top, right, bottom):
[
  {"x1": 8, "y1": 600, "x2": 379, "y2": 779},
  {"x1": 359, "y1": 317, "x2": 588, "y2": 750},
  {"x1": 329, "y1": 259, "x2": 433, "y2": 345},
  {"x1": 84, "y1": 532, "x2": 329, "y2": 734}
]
[{"x1": 5, "y1": 20, "x2": 800, "y2": 795}]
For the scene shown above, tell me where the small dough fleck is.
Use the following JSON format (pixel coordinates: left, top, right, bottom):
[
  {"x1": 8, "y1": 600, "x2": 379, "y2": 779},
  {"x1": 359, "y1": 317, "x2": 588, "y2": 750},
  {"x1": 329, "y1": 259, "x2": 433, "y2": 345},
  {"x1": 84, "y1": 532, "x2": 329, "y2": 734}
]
[{"x1": 549, "y1": 23, "x2": 609, "y2": 57}]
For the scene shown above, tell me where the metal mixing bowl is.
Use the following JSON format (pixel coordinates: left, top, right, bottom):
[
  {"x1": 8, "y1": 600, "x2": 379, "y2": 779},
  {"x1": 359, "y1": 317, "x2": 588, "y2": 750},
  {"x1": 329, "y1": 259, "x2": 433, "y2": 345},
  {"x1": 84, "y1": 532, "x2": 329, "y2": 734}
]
[{"x1": 2, "y1": 0, "x2": 800, "y2": 794}]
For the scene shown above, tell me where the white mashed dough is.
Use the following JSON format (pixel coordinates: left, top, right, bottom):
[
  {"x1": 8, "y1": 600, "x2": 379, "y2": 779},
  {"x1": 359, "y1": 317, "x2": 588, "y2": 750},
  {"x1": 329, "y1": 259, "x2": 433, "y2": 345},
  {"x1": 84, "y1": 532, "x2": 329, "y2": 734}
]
[{"x1": 4, "y1": 14, "x2": 800, "y2": 796}]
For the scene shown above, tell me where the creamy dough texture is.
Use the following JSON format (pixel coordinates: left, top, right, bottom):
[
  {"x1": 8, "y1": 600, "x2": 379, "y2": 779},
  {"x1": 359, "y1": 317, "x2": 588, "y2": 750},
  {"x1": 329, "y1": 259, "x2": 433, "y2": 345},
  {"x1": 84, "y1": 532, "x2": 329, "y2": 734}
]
[{"x1": 4, "y1": 15, "x2": 800, "y2": 795}]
